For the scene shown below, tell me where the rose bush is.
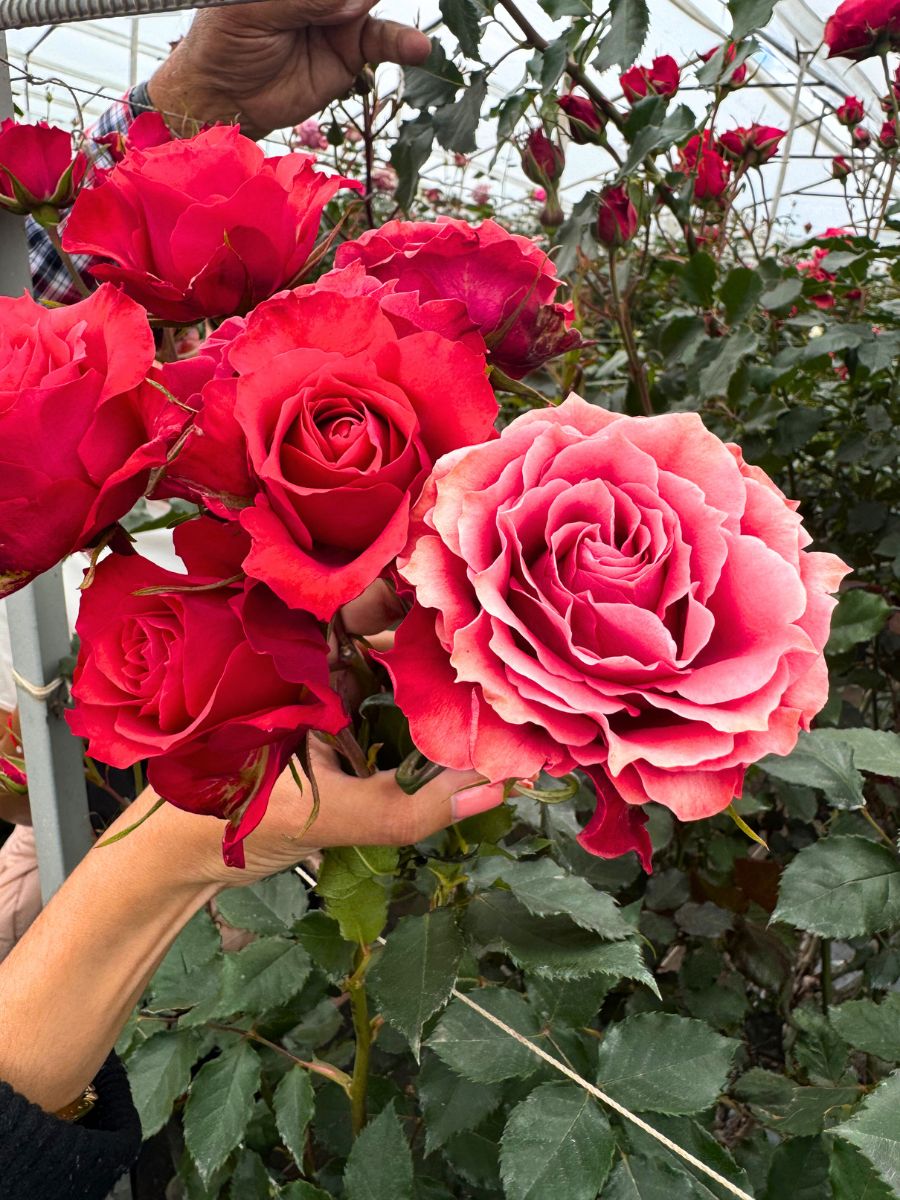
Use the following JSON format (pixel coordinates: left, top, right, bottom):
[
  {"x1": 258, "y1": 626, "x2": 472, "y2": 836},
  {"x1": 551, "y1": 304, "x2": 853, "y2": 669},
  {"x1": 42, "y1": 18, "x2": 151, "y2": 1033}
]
[
  {"x1": 385, "y1": 396, "x2": 848, "y2": 869},
  {"x1": 67, "y1": 519, "x2": 346, "y2": 865},
  {"x1": 161, "y1": 279, "x2": 498, "y2": 619},
  {"x1": 63, "y1": 125, "x2": 360, "y2": 322},
  {"x1": 334, "y1": 216, "x2": 581, "y2": 378},
  {"x1": 0, "y1": 285, "x2": 183, "y2": 599}
]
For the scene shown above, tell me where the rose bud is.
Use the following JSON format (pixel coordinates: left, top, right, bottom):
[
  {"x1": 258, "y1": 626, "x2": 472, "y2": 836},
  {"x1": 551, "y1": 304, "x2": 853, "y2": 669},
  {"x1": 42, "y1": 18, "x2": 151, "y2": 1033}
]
[
  {"x1": 95, "y1": 111, "x2": 174, "y2": 165},
  {"x1": 0, "y1": 118, "x2": 87, "y2": 225},
  {"x1": 558, "y1": 92, "x2": 606, "y2": 145},
  {"x1": 679, "y1": 132, "x2": 732, "y2": 200},
  {"x1": 620, "y1": 55, "x2": 680, "y2": 103},
  {"x1": 293, "y1": 117, "x2": 328, "y2": 150},
  {"x1": 836, "y1": 95, "x2": 865, "y2": 126},
  {"x1": 832, "y1": 154, "x2": 852, "y2": 179},
  {"x1": 825, "y1": 0, "x2": 900, "y2": 61},
  {"x1": 521, "y1": 127, "x2": 565, "y2": 187},
  {"x1": 539, "y1": 191, "x2": 565, "y2": 230},
  {"x1": 701, "y1": 43, "x2": 748, "y2": 90},
  {"x1": 718, "y1": 124, "x2": 785, "y2": 167},
  {"x1": 879, "y1": 119, "x2": 898, "y2": 148},
  {"x1": 596, "y1": 183, "x2": 639, "y2": 248},
  {"x1": 852, "y1": 124, "x2": 872, "y2": 148}
]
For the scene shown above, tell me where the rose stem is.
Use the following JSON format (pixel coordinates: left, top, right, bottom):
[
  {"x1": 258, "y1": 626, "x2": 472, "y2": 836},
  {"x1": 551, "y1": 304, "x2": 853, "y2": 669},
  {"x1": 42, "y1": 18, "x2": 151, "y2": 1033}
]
[
  {"x1": 607, "y1": 249, "x2": 653, "y2": 416},
  {"x1": 46, "y1": 227, "x2": 91, "y2": 298},
  {"x1": 347, "y1": 946, "x2": 374, "y2": 1136}
]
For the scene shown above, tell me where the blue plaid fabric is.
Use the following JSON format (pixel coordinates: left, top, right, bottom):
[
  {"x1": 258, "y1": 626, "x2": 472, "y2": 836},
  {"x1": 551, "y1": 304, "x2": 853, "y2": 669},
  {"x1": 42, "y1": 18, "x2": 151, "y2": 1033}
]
[{"x1": 28, "y1": 93, "x2": 135, "y2": 304}]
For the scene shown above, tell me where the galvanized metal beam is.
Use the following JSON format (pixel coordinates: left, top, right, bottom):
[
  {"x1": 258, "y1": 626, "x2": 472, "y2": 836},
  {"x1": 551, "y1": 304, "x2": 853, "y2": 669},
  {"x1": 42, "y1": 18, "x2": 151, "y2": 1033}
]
[{"x1": 0, "y1": 0, "x2": 267, "y2": 33}]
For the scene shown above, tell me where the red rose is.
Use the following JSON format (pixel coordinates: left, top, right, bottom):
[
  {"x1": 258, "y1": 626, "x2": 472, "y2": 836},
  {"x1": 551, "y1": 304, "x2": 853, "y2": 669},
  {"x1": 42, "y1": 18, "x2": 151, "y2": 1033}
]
[
  {"x1": 836, "y1": 95, "x2": 865, "y2": 126},
  {"x1": 0, "y1": 285, "x2": 183, "y2": 600},
  {"x1": 94, "y1": 111, "x2": 175, "y2": 164},
  {"x1": 679, "y1": 133, "x2": 732, "y2": 200},
  {"x1": 832, "y1": 154, "x2": 852, "y2": 178},
  {"x1": 334, "y1": 217, "x2": 581, "y2": 379},
  {"x1": 67, "y1": 519, "x2": 346, "y2": 866},
  {"x1": 853, "y1": 125, "x2": 872, "y2": 147},
  {"x1": 879, "y1": 118, "x2": 898, "y2": 147},
  {"x1": 384, "y1": 396, "x2": 849, "y2": 871},
  {"x1": 825, "y1": 0, "x2": 900, "y2": 60},
  {"x1": 596, "y1": 184, "x2": 639, "y2": 248},
  {"x1": 63, "y1": 126, "x2": 361, "y2": 323},
  {"x1": 717, "y1": 125, "x2": 785, "y2": 167},
  {"x1": 701, "y1": 43, "x2": 748, "y2": 89},
  {"x1": 521, "y1": 128, "x2": 565, "y2": 187},
  {"x1": 620, "y1": 55, "x2": 680, "y2": 103},
  {"x1": 161, "y1": 281, "x2": 498, "y2": 620},
  {"x1": 558, "y1": 92, "x2": 606, "y2": 144},
  {"x1": 0, "y1": 118, "x2": 87, "y2": 223}
]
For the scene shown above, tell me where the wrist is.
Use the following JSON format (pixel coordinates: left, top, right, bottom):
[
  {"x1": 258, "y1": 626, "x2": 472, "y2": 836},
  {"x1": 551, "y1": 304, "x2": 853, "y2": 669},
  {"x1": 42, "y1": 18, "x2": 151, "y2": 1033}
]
[{"x1": 147, "y1": 54, "x2": 249, "y2": 139}]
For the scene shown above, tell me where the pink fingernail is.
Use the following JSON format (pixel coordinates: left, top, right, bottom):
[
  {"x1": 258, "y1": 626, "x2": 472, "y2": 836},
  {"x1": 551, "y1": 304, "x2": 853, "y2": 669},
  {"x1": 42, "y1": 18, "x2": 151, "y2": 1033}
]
[{"x1": 451, "y1": 782, "x2": 503, "y2": 822}]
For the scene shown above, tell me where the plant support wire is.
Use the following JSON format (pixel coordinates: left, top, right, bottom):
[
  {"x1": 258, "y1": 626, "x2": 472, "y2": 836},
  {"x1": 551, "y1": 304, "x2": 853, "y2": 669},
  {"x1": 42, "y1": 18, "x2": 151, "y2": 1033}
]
[{"x1": 0, "y1": 0, "x2": 269, "y2": 32}]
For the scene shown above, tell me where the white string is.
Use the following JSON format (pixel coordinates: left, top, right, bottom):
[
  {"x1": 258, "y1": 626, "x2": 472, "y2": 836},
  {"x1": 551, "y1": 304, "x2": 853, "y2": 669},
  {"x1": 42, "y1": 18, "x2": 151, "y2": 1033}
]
[
  {"x1": 449, "y1": 987, "x2": 753, "y2": 1200},
  {"x1": 11, "y1": 668, "x2": 63, "y2": 702},
  {"x1": 293, "y1": 864, "x2": 752, "y2": 1199}
]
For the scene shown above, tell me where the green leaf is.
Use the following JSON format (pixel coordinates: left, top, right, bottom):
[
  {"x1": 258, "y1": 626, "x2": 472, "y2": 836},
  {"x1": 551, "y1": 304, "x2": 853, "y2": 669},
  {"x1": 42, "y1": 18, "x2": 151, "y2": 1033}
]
[
  {"x1": 680, "y1": 253, "x2": 717, "y2": 307},
  {"x1": 274, "y1": 1068, "x2": 315, "y2": 1170},
  {"x1": 603, "y1": 1155, "x2": 714, "y2": 1199},
  {"x1": 440, "y1": 0, "x2": 482, "y2": 59},
  {"x1": 427, "y1": 989, "x2": 543, "y2": 1082},
  {"x1": 403, "y1": 40, "x2": 464, "y2": 108},
  {"x1": 720, "y1": 267, "x2": 764, "y2": 324},
  {"x1": 595, "y1": 1013, "x2": 738, "y2": 1114},
  {"x1": 344, "y1": 1101, "x2": 413, "y2": 1200},
  {"x1": 418, "y1": 1052, "x2": 502, "y2": 1154},
  {"x1": 764, "y1": 1136, "x2": 831, "y2": 1200},
  {"x1": 625, "y1": 1114, "x2": 753, "y2": 1199},
  {"x1": 830, "y1": 1138, "x2": 896, "y2": 1200},
  {"x1": 500, "y1": 1083, "x2": 615, "y2": 1200},
  {"x1": 830, "y1": 729, "x2": 900, "y2": 777},
  {"x1": 835, "y1": 1072, "x2": 900, "y2": 1192},
  {"x1": 390, "y1": 115, "x2": 435, "y2": 211},
  {"x1": 759, "y1": 278, "x2": 803, "y2": 312},
  {"x1": 526, "y1": 972, "x2": 612, "y2": 1028},
  {"x1": 479, "y1": 857, "x2": 636, "y2": 937},
  {"x1": 295, "y1": 910, "x2": 355, "y2": 982},
  {"x1": 216, "y1": 937, "x2": 313, "y2": 1017},
  {"x1": 149, "y1": 909, "x2": 221, "y2": 1010},
  {"x1": 830, "y1": 993, "x2": 900, "y2": 1062},
  {"x1": 698, "y1": 330, "x2": 759, "y2": 399},
  {"x1": 772, "y1": 836, "x2": 900, "y2": 937},
  {"x1": 758, "y1": 730, "x2": 866, "y2": 809},
  {"x1": 318, "y1": 846, "x2": 398, "y2": 945},
  {"x1": 593, "y1": 0, "x2": 650, "y2": 72},
  {"x1": 369, "y1": 910, "x2": 463, "y2": 1057},
  {"x1": 434, "y1": 71, "x2": 487, "y2": 153},
  {"x1": 729, "y1": 0, "x2": 776, "y2": 39},
  {"x1": 541, "y1": 32, "x2": 571, "y2": 95},
  {"x1": 184, "y1": 1041, "x2": 262, "y2": 1184},
  {"x1": 538, "y1": 0, "x2": 592, "y2": 15},
  {"x1": 229, "y1": 1149, "x2": 271, "y2": 1198},
  {"x1": 126, "y1": 1028, "x2": 202, "y2": 1138},
  {"x1": 215, "y1": 871, "x2": 308, "y2": 935},
  {"x1": 826, "y1": 590, "x2": 891, "y2": 654},
  {"x1": 464, "y1": 890, "x2": 655, "y2": 988},
  {"x1": 621, "y1": 103, "x2": 696, "y2": 173},
  {"x1": 280, "y1": 1184, "x2": 331, "y2": 1200}
]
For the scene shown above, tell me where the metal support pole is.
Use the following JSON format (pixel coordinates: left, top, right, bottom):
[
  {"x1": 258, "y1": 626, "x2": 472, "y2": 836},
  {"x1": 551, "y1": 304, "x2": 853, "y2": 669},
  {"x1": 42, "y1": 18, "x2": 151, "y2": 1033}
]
[
  {"x1": 0, "y1": 33, "x2": 93, "y2": 902},
  {"x1": 0, "y1": 0, "x2": 268, "y2": 32}
]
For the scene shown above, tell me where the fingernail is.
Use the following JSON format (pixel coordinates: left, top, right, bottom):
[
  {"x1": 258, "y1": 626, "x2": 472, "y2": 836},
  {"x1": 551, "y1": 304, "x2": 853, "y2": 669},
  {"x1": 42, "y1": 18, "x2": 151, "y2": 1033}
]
[{"x1": 451, "y1": 782, "x2": 503, "y2": 822}]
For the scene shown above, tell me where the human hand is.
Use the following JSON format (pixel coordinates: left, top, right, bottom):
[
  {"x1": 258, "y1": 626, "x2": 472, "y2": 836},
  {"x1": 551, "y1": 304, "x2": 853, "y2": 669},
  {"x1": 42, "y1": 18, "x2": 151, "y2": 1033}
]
[{"x1": 147, "y1": 0, "x2": 432, "y2": 140}]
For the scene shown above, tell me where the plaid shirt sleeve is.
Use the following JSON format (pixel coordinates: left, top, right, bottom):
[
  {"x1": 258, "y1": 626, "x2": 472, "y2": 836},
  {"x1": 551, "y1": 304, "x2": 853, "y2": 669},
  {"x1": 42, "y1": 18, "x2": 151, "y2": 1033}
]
[{"x1": 28, "y1": 92, "x2": 136, "y2": 304}]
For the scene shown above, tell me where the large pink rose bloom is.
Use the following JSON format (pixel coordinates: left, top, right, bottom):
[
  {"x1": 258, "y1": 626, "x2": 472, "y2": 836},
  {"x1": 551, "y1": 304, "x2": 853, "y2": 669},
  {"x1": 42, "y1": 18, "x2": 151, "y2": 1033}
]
[
  {"x1": 384, "y1": 396, "x2": 849, "y2": 871},
  {"x1": 334, "y1": 217, "x2": 580, "y2": 379},
  {"x1": 825, "y1": 0, "x2": 900, "y2": 60}
]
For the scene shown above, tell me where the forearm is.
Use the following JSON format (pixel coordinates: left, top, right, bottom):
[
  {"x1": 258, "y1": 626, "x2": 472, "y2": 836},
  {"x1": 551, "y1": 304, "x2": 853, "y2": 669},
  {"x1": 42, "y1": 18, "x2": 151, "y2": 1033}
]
[{"x1": 0, "y1": 791, "x2": 220, "y2": 1112}]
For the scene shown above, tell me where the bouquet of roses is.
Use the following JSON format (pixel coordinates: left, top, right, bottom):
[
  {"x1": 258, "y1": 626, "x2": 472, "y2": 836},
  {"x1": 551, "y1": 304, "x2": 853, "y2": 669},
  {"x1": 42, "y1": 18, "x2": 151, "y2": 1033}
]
[{"x1": 0, "y1": 116, "x2": 848, "y2": 872}]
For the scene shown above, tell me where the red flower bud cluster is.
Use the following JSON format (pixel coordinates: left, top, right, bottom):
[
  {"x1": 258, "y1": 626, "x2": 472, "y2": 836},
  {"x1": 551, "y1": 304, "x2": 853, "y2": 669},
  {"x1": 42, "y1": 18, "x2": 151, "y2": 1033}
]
[
  {"x1": 619, "y1": 55, "x2": 680, "y2": 103},
  {"x1": 717, "y1": 124, "x2": 785, "y2": 167},
  {"x1": 679, "y1": 131, "x2": 732, "y2": 200}
]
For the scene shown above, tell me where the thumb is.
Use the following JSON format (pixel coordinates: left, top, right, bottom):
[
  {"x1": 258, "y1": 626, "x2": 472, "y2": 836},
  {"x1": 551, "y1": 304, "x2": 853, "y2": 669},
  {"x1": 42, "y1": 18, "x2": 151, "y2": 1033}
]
[{"x1": 369, "y1": 767, "x2": 506, "y2": 847}]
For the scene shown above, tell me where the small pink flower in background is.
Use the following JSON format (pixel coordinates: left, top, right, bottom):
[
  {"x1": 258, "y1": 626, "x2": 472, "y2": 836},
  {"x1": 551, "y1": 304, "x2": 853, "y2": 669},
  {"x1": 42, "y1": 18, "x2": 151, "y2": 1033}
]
[
  {"x1": 344, "y1": 124, "x2": 363, "y2": 144},
  {"x1": 701, "y1": 42, "x2": 748, "y2": 89},
  {"x1": 472, "y1": 180, "x2": 492, "y2": 205},
  {"x1": 371, "y1": 164, "x2": 398, "y2": 193},
  {"x1": 531, "y1": 186, "x2": 547, "y2": 202},
  {"x1": 293, "y1": 117, "x2": 328, "y2": 150},
  {"x1": 596, "y1": 183, "x2": 639, "y2": 248},
  {"x1": 832, "y1": 154, "x2": 852, "y2": 179},
  {"x1": 174, "y1": 325, "x2": 203, "y2": 358},
  {"x1": 453, "y1": 152, "x2": 468, "y2": 167},
  {"x1": 836, "y1": 95, "x2": 865, "y2": 126},
  {"x1": 383, "y1": 395, "x2": 848, "y2": 871},
  {"x1": 558, "y1": 91, "x2": 607, "y2": 144},
  {"x1": 424, "y1": 187, "x2": 443, "y2": 204},
  {"x1": 825, "y1": 0, "x2": 900, "y2": 61},
  {"x1": 620, "y1": 55, "x2": 680, "y2": 103},
  {"x1": 0, "y1": 118, "x2": 87, "y2": 223}
]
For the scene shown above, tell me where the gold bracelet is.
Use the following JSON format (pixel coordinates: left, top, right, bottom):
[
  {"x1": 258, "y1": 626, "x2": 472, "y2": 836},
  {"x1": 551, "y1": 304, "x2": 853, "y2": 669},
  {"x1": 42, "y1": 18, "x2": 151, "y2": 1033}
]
[{"x1": 54, "y1": 1084, "x2": 98, "y2": 1123}]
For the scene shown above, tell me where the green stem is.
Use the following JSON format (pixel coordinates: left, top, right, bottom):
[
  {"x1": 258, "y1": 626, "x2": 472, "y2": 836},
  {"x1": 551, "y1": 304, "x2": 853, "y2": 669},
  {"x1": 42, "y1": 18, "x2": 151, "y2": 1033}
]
[
  {"x1": 608, "y1": 251, "x2": 652, "y2": 416},
  {"x1": 874, "y1": 52, "x2": 900, "y2": 239},
  {"x1": 348, "y1": 947, "x2": 373, "y2": 1137},
  {"x1": 821, "y1": 938, "x2": 832, "y2": 1014},
  {"x1": 46, "y1": 226, "x2": 91, "y2": 298}
]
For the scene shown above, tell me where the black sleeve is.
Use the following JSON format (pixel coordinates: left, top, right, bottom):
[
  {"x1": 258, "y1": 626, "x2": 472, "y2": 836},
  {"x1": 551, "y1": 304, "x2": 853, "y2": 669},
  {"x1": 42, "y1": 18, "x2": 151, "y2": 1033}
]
[{"x1": 0, "y1": 1052, "x2": 142, "y2": 1200}]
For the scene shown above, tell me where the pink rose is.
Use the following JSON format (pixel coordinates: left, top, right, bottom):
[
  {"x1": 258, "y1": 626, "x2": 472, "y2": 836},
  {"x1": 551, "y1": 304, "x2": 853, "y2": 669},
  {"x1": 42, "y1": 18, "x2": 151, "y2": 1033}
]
[
  {"x1": 0, "y1": 285, "x2": 183, "y2": 599},
  {"x1": 334, "y1": 217, "x2": 581, "y2": 379},
  {"x1": 383, "y1": 396, "x2": 849, "y2": 871}
]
